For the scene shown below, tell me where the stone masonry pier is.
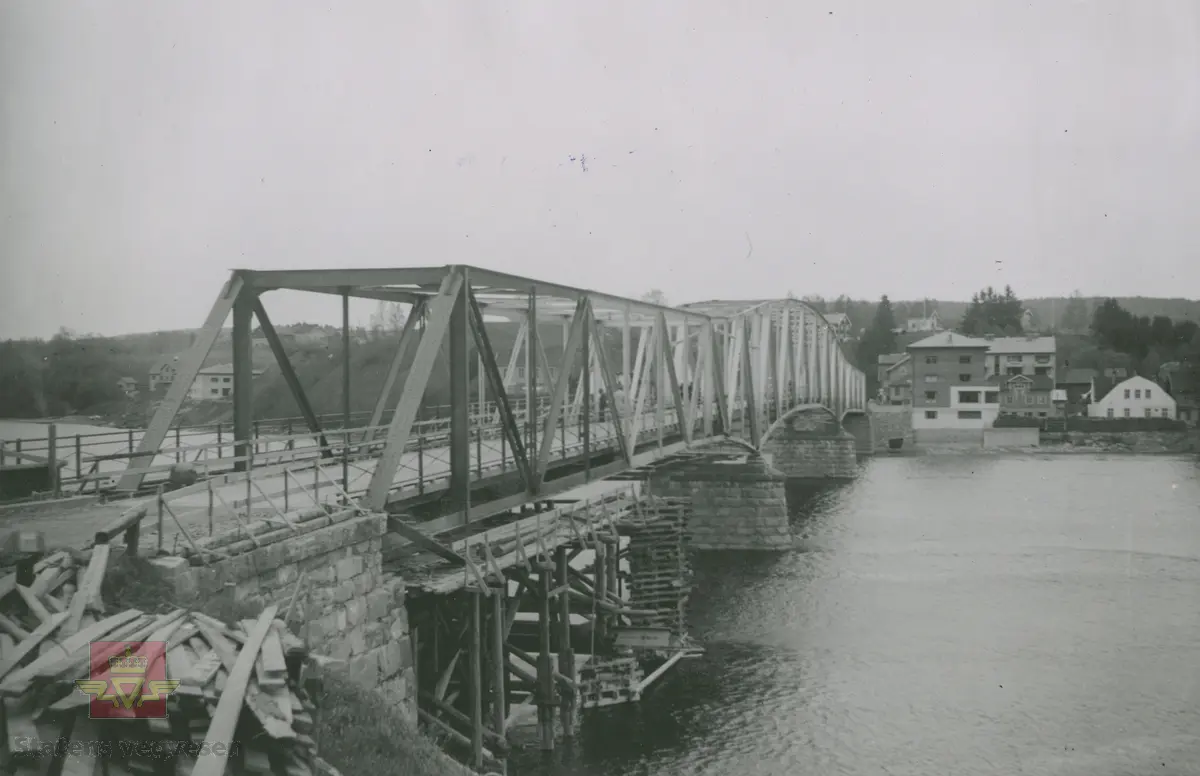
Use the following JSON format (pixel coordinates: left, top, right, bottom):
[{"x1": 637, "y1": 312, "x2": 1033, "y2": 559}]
[
  {"x1": 150, "y1": 507, "x2": 417, "y2": 724},
  {"x1": 759, "y1": 406, "x2": 859, "y2": 479},
  {"x1": 649, "y1": 453, "x2": 791, "y2": 550}
]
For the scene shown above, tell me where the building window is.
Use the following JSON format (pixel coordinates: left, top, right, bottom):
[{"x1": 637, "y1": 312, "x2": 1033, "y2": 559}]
[
  {"x1": 1124, "y1": 389, "x2": 1131, "y2": 399},
  {"x1": 958, "y1": 410, "x2": 982, "y2": 419},
  {"x1": 985, "y1": 391, "x2": 999, "y2": 403},
  {"x1": 210, "y1": 376, "x2": 219, "y2": 383},
  {"x1": 1162, "y1": 408, "x2": 1171, "y2": 417},
  {"x1": 1134, "y1": 389, "x2": 1141, "y2": 399},
  {"x1": 1034, "y1": 367, "x2": 1050, "y2": 376},
  {"x1": 1107, "y1": 408, "x2": 1114, "y2": 418},
  {"x1": 1037, "y1": 395, "x2": 1047, "y2": 404},
  {"x1": 1007, "y1": 355, "x2": 1022, "y2": 363},
  {"x1": 1038, "y1": 412, "x2": 1046, "y2": 417},
  {"x1": 1144, "y1": 408, "x2": 1152, "y2": 418},
  {"x1": 1006, "y1": 367, "x2": 1023, "y2": 376},
  {"x1": 210, "y1": 389, "x2": 219, "y2": 396},
  {"x1": 222, "y1": 388, "x2": 231, "y2": 397},
  {"x1": 959, "y1": 373, "x2": 971, "y2": 382},
  {"x1": 925, "y1": 410, "x2": 938, "y2": 419},
  {"x1": 1146, "y1": 389, "x2": 1151, "y2": 399},
  {"x1": 925, "y1": 356, "x2": 938, "y2": 364},
  {"x1": 959, "y1": 355, "x2": 971, "y2": 364},
  {"x1": 924, "y1": 375, "x2": 938, "y2": 383},
  {"x1": 924, "y1": 391, "x2": 937, "y2": 401},
  {"x1": 959, "y1": 391, "x2": 980, "y2": 404},
  {"x1": 1124, "y1": 408, "x2": 1131, "y2": 418},
  {"x1": 223, "y1": 377, "x2": 231, "y2": 383},
  {"x1": 1035, "y1": 355, "x2": 1051, "y2": 364}
]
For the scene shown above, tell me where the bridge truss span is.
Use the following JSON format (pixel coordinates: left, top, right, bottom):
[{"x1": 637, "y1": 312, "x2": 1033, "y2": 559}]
[{"x1": 118, "y1": 266, "x2": 866, "y2": 528}]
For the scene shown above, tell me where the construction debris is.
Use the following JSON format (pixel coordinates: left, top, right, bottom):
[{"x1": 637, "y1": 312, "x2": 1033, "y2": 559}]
[{"x1": 0, "y1": 543, "x2": 326, "y2": 775}]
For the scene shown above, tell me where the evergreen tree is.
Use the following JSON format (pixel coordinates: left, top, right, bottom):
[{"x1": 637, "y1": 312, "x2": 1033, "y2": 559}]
[
  {"x1": 857, "y1": 295, "x2": 899, "y2": 397},
  {"x1": 960, "y1": 285, "x2": 1024, "y2": 336},
  {"x1": 1060, "y1": 291, "x2": 1089, "y2": 333}
]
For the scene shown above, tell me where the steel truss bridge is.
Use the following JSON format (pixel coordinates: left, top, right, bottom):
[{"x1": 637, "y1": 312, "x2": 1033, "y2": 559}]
[{"x1": 113, "y1": 265, "x2": 865, "y2": 548}]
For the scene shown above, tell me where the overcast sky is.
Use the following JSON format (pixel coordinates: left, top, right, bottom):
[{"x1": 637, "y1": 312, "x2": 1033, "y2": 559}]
[{"x1": 2, "y1": 1, "x2": 1198, "y2": 339}]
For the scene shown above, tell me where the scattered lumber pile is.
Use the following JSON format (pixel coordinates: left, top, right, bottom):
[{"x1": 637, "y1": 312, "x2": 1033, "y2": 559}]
[{"x1": 0, "y1": 546, "x2": 331, "y2": 775}]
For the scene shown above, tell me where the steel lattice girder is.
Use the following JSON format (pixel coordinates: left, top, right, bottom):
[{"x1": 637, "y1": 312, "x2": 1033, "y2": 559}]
[{"x1": 117, "y1": 265, "x2": 868, "y2": 501}]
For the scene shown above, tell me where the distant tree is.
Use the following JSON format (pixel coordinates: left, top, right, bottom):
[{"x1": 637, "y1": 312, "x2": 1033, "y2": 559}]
[
  {"x1": 1060, "y1": 291, "x2": 1089, "y2": 333},
  {"x1": 856, "y1": 295, "x2": 899, "y2": 397},
  {"x1": 640, "y1": 290, "x2": 669, "y2": 306},
  {"x1": 1150, "y1": 315, "x2": 1175, "y2": 347},
  {"x1": 369, "y1": 302, "x2": 408, "y2": 338},
  {"x1": 960, "y1": 285, "x2": 1023, "y2": 336},
  {"x1": 802, "y1": 295, "x2": 827, "y2": 313}
]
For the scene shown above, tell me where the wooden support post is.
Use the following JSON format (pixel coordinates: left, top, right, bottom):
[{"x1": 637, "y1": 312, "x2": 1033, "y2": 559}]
[
  {"x1": 604, "y1": 535, "x2": 619, "y2": 611},
  {"x1": 536, "y1": 562, "x2": 556, "y2": 751},
  {"x1": 594, "y1": 541, "x2": 608, "y2": 644},
  {"x1": 555, "y1": 547, "x2": 576, "y2": 736},
  {"x1": 490, "y1": 587, "x2": 507, "y2": 743},
  {"x1": 47, "y1": 424, "x2": 58, "y2": 498},
  {"x1": 469, "y1": 590, "x2": 484, "y2": 771}
]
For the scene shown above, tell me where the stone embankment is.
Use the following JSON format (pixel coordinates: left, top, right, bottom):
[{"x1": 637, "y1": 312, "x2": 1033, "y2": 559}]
[
  {"x1": 1039, "y1": 430, "x2": 1200, "y2": 454},
  {"x1": 867, "y1": 404, "x2": 912, "y2": 451}
]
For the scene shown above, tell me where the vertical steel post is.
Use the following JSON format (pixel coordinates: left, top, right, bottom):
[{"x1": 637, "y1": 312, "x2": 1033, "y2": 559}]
[
  {"x1": 449, "y1": 277, "x2": 471, "y2": 523},
  {"x1": 581, "y1": 305, "x2": 591, "y2": 481},
  {"x1": 341, "y1": 289, "x2": 351, "y2": 497},
  {"x1": 469, "y1": 590, "x2": 484, "y2": 770}
]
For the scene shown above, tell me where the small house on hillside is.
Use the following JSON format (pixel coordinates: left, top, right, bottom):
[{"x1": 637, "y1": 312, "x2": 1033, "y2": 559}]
[
  {"x1": 187, "y1": 363, "x2": 265, "y2": 401},
  {"x1": 823, "y1": 313, "x2": 853, "y2": 341},
  {"x1": 148, "y1": 356, "x2": 180, "y2": 392},
  {"x1": 901, "y1": 312, "x2": 942, "y2": 334},
  {"x1": 1020, "y1": 309, "x2": 1037, "y2": 332},
  {"x1": 1087, "y1": 375, "x2": 1176, "y2": 420}
]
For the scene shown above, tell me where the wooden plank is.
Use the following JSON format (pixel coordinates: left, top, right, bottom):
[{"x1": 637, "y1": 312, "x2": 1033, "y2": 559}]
[
  {"x1": 190, "y1": 605, "x2": 279, "y2": 776},
  {"x1": 15, "y1": 586, "x2": 52, "y2": 624},
  {"x1": 62, "y1": 544, "x2": 110, "y2": 636},
  {"x1": 386, "y1": 516, "x2": 465, "y2": 566},
  {"x1": 0, "y1": 613, "x2": 66, "y2": 680},
  {"x1": 0, "y1": 609, "x2": 145, "y2": 694},
  {"x1": 259, "y1": 625, "x2": 288, "y2": 683}
]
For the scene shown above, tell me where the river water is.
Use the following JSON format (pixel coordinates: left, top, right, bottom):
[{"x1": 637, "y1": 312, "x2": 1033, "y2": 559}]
[{"x1": 512, "y1": 454, "x2": 1200, "y2": 776}]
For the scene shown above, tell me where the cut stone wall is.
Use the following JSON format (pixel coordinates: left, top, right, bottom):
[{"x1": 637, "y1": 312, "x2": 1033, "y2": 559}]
[
  {"x1": 650, "y1": 455, "x2": 791, "y2": 550},
  {"x1": 151, "y1": 509, "x2": 416, "y2": 724},
  {"x1": 841, "y1": 412, "x2": 875, "y2": 456},
  {"x1": 760, "y1": 409, "x2": 858, "y2": 479},
  {"x1": 868, "y1": 405, "x2": 913, "y2": 451}
]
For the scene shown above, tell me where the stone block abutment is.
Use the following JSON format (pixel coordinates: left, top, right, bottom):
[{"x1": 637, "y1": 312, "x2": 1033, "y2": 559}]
[{"x1": 148, "y1": 507, "x2": 417, "y2": 724}]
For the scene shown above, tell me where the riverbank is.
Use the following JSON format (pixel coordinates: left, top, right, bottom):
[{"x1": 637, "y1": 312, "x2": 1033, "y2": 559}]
[{"x1": 913, "y1": 430, "x2": 1200, "y2": 456}]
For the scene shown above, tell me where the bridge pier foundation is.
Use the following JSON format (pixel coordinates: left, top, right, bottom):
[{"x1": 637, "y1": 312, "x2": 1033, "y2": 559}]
[
  {"x1": 649, "y1": 454, "x2": 791, "y2": 550},
  {"x1": 841, "y1": 413, "x2": 875, "y2": 457}
]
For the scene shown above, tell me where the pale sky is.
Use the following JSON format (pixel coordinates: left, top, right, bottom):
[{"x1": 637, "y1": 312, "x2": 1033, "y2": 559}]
[{"x1": 2, "y1": 1, "x2": 1198, "y2": 339}]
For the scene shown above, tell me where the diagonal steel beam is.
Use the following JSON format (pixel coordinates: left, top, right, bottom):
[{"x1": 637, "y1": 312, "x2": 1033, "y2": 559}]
[
  {"x1": 588, "y1": 303, "x2": 632, "y2": 465},
  {"x1": 364, "y1": 268, "x2": 464, "y2": 510},
  {"x1": 368, "y1": 299, "x2": 427, "y2": 440},
  {"x1": 467, "y1": 287, "x2": 534, "y2": 489},
  {"x1": 116, "y1": 273, "x2": 246, "y2": 491},
  {"x1": 657, "y1": 312, "x2": 689, "y2": 444},
  {"x1": 252, "y1": 297, "x2": 332, "y2": 457},
  {"x1": 534, "y1": 298, "x2": 588, "y2": 489}
]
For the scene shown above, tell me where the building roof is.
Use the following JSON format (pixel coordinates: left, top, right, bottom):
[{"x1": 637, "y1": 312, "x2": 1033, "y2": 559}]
[
  {"x1": 885, "y1": 354, "x2": 911, "y2": 373},
  {"x1": 197, "y1": 363, "x2": 265, "y2": 376},
  {"x1": 1091, "y1": 375, "x2": 1116, "y2": 403},
  {"x1": 149, "y1": 355, "x2": 181, "y2": 373},
  {"x1": 877, "y1": 353, "x2": 906, "y2": 366},
  {"x1": 983, "y1": 336, "x2": 1057, "y2": 355},
  {"x1": 907, "y1": 331, "x2": 992, "y2": 350},
  {"x1": 988, "y1": 373, "x2": 1055, "y2": 391},
  {"x1": 824, "y1": 313, "x2": 850, "y2": 327},
  {"x1": 1058, "y1": 368, "x2": 1098, "y2": 386}
]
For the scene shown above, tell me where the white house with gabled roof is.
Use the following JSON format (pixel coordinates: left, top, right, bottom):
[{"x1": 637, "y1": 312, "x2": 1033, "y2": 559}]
[{"x1": 1087, "y1": 375, "x2": 1176, "y2": 420}]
